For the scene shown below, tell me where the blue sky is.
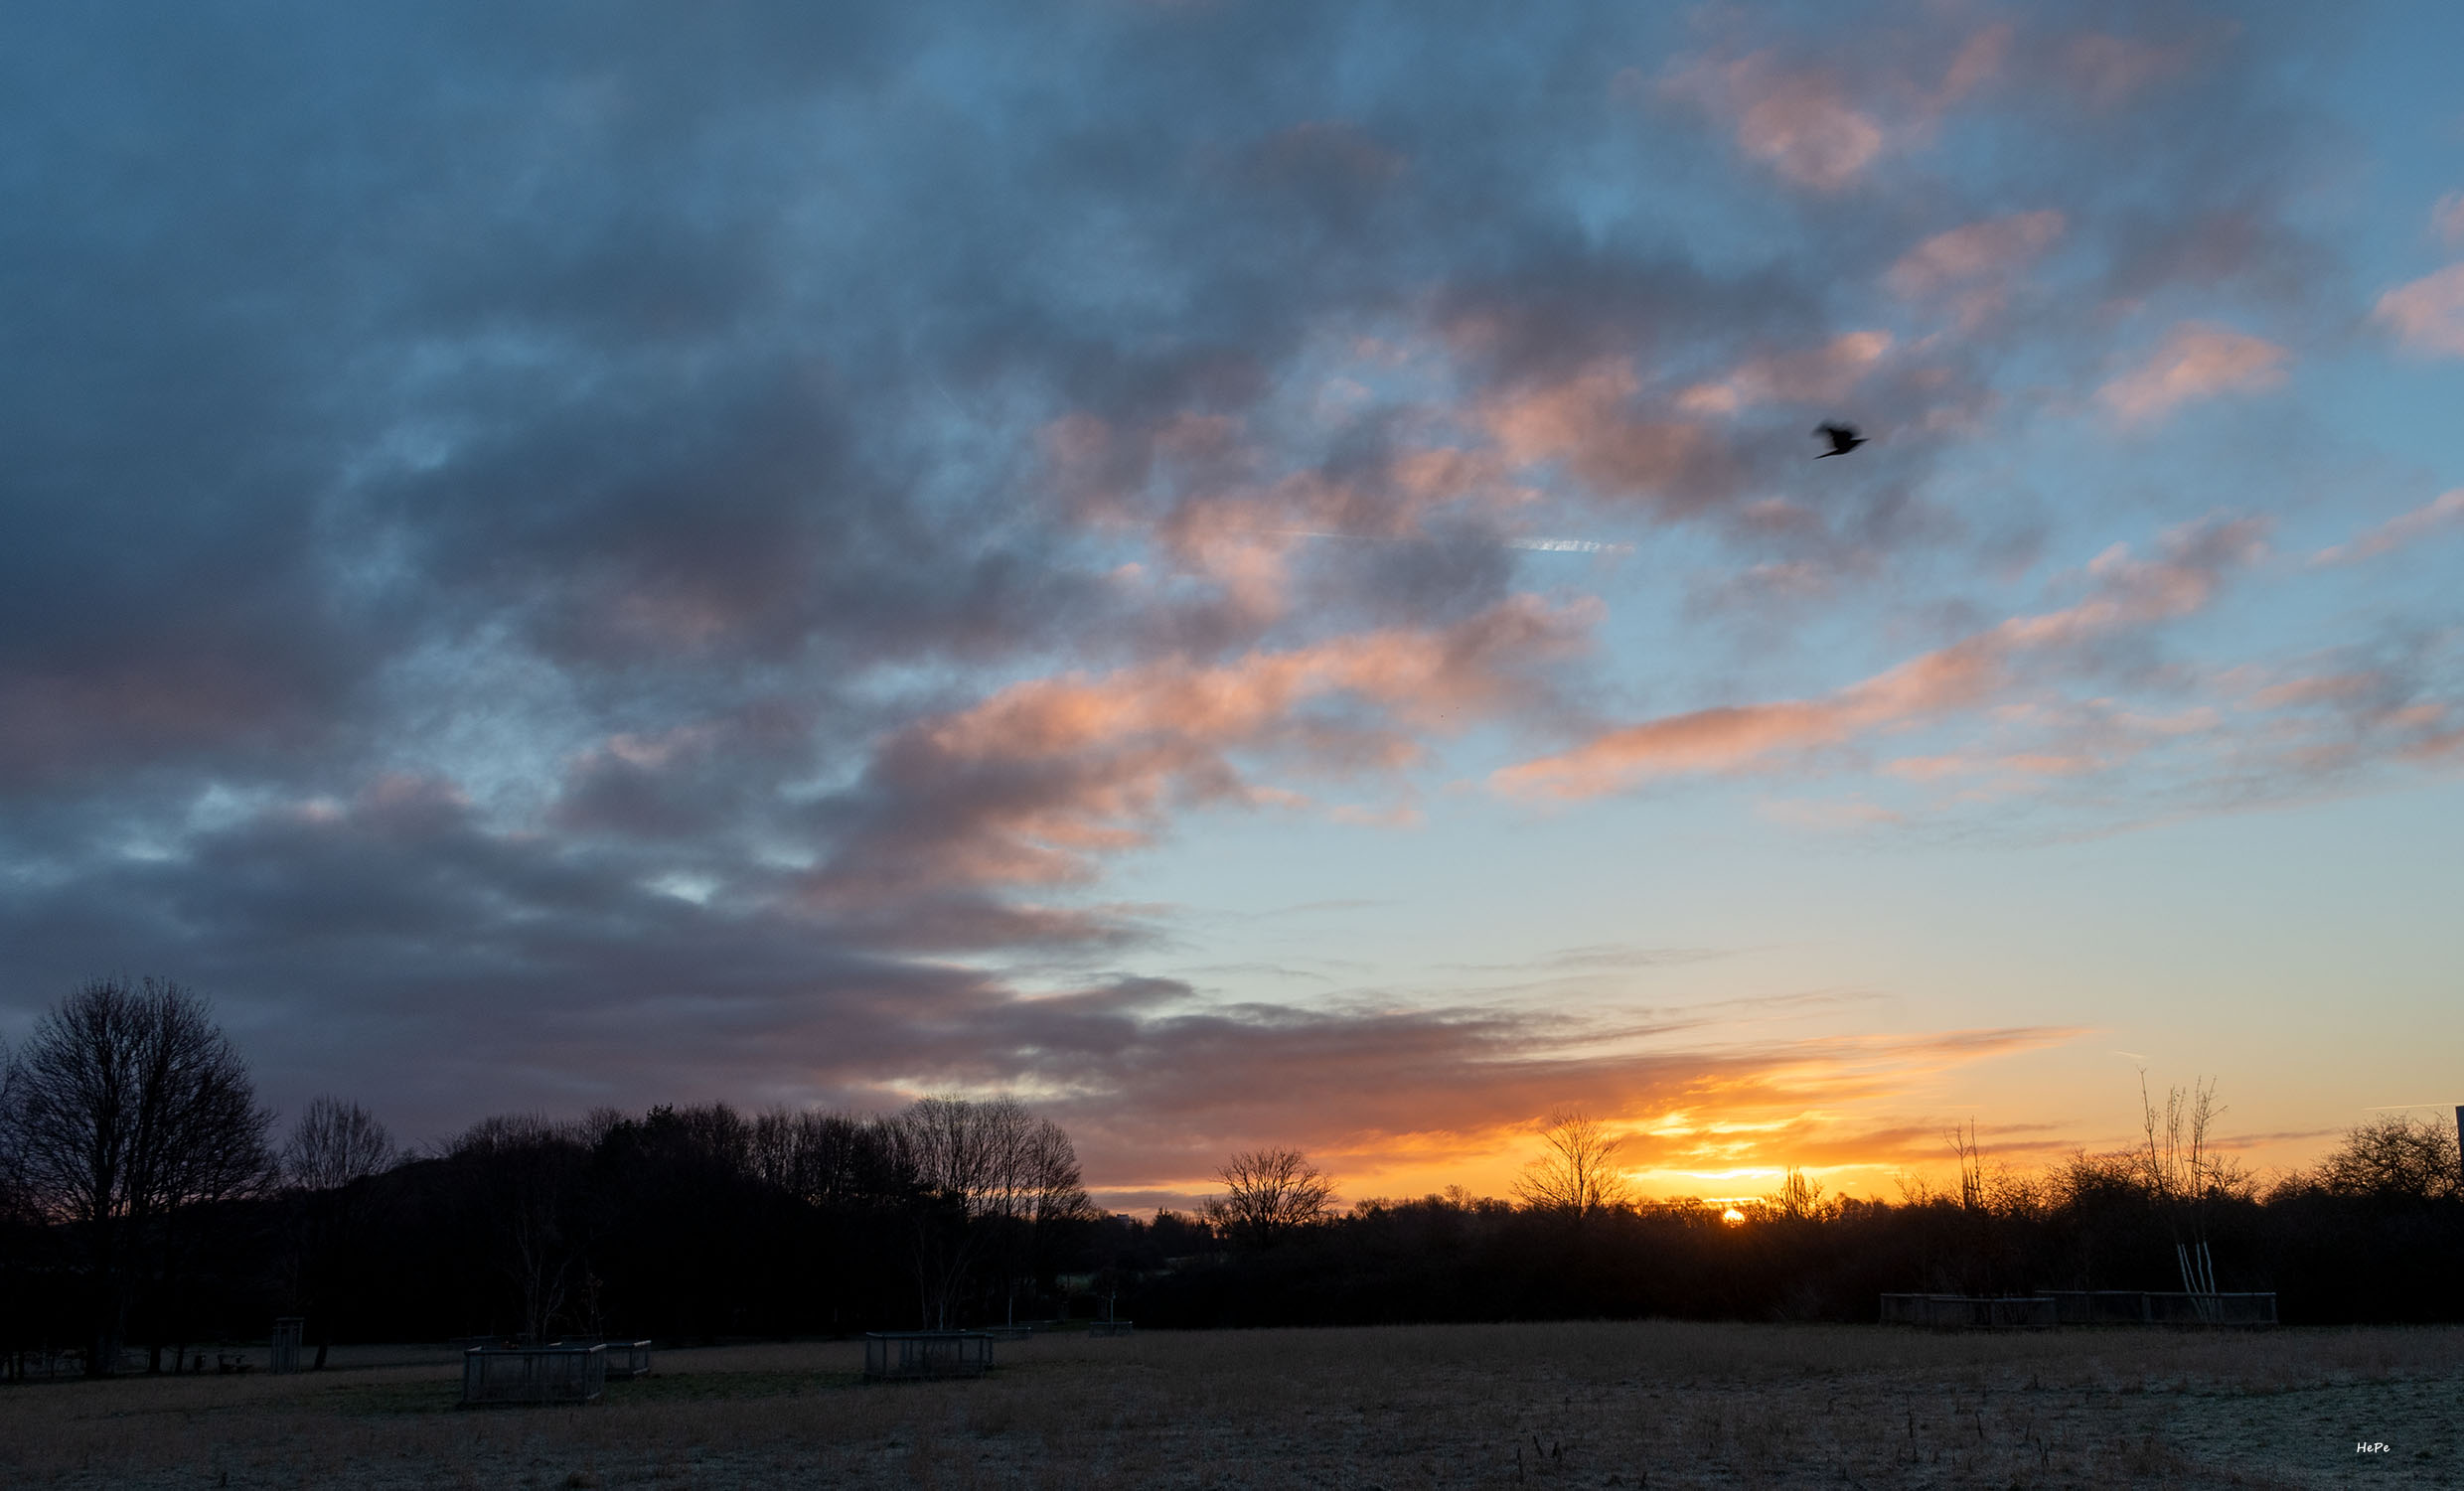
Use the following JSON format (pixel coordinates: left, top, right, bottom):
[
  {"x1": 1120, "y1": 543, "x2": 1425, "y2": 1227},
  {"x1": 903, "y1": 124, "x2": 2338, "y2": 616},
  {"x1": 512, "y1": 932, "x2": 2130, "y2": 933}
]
[{"x1": 2, "y1": 1, "x2": 2459, "y2": 1206}]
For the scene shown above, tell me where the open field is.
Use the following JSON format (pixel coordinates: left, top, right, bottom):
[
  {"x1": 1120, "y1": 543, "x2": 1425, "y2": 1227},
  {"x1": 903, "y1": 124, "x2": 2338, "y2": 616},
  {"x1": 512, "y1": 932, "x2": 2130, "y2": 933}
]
[{"x1": 2, "y1": 1322, "x2": 2458, "y2": 1489}]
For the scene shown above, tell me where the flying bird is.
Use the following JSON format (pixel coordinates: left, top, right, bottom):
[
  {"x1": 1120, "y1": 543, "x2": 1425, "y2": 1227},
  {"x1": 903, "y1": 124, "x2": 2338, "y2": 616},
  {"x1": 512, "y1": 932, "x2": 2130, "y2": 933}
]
[{"x1": 1813, "y1": 422, "x2": 1867, "y2": 459}]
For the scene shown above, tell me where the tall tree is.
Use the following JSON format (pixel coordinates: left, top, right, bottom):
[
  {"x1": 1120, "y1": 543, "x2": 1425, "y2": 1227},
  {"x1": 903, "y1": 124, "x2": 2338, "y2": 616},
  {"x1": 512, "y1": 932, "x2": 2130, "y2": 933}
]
[
  {"x1": 890, "y1": 1097, "x2": 1090, "y2": 1328},
  {"x1": 446, "y1": 1114, "x2": 589, "y2": 1344},
  {"x1": 1512, "y1": 1109, "x2": 1630, "y2": 1221},
  {"x1": 6, "y1": 977, "x2": 272, "y2": 1375},
  {"x1": 280, "y1": 1097, "x2": 397, "y2": 1368},
  {"x1": 1205, "y1": 1146, "x2": 1335, "y2": 1250},
  {"x1": 284, "y1": 1097, "x2": 395, "y2": 1193}
]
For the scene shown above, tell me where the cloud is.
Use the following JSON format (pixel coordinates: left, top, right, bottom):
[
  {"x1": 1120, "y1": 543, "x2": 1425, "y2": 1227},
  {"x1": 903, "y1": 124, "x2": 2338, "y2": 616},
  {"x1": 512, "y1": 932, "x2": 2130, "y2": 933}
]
[
  {"x1": 805, "y1": 596, "x2": 1596, "y2": 937},
  {"x1": 2374, "y1": 263, "x2": 2464, "y2": 359},
  {"x1": 2312, "y1": 490, "x2": 2464, "y2": 567},
  {"x1": 1885, "y1": 211, "x2": 2067, "y2": 300},
  {"x1": 1491, "y1": 516, "x2": 2267, "y2": 800},
  {"x1": 1662, "y1": 54, "x2": 1889, "y2": 192},
  {"x1": 1058, "y1": 1007, "x2": 2088, "y2": 1197},
  {"x1": 1659, "y1": 25, "x2": 2008, "y2": 193},
  {"x1": 2096, "y1": 322, "x2": 2291, "y2": 425},
  {"x1": 1480, "y1": 360, "x2": 1743, "y2": 513},
  {"x1": 2057, "y1": 32, "x2": 2204, "y2": 110},
  {"x1": 1677, "y1": 332, "x2": 1894, "y2": 415},
  {"x1": 2434, "y1": 193, "x2": 2464, "y2": 248}
]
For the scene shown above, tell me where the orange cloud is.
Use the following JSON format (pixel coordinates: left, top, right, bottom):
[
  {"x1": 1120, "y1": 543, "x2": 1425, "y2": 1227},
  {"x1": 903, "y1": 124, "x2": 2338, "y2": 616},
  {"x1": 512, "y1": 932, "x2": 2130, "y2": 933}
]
[
  {"x1": 2096, "y1": 322, "x2": 2291, "y2": 425},
  {"x1": 1491, "y1": 517, "x2": 2265, "y2": 800},
  {"x1": 1062, "y1": 997, "x2": 2088, "y2": 1205},
  {"x1": 2375, "y1": 263, "x2": 2464, "y2": 359}
]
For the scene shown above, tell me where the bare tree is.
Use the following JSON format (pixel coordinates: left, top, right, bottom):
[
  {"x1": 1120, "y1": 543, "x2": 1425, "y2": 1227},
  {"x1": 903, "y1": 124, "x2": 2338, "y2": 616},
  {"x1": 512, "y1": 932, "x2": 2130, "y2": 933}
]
[
  {"x1": 2308, "y1": 1114, "x2": 2461, "y2": 1203},
  {"x1": 890, "y1": 1096, "x2": 1091, "y2": 1328},
  {"x1": 448, "y1": 1113, "x2": 589, "y2": 1345},
  {"x1": 1763, "y1": 1166, "x2": 1828, "y2": 1222},
  {"x1": 279, "y1": 1098, "x2": 397, "y2": 1368},
  {"x1": 1512, "y1": 1109, "x2": 1630, "y2": 1220},
  {"x1": 283, "y1": 1097, "x2": 395, "y2": 1193},
  {"x1": 1946, "y1": 1118, "x2": 1985, "y2": 1213},
  {"x1": 2135, "y1": 1073, "x2": 2248, "y2": 1303},
  {"x1": 1205, "y1": 1146, "x2": 1334, "y2": 1249},
  {"x1": 6, "y1": 977, "x2": 272, "y2": 1376}
]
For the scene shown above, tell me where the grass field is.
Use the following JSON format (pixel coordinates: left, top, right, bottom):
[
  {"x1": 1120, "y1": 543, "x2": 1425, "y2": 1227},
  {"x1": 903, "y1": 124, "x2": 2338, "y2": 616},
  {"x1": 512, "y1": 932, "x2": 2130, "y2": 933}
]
[{"x1": 2, "y1": 1321, "x2": 2457, "y2": 1488}]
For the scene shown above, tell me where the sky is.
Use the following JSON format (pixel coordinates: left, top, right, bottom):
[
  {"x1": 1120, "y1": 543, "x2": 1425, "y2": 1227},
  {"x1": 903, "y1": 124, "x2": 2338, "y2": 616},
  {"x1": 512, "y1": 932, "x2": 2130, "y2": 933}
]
[{"x1": 3, "y1": 1, "x2": 2461, "y2": 1211}]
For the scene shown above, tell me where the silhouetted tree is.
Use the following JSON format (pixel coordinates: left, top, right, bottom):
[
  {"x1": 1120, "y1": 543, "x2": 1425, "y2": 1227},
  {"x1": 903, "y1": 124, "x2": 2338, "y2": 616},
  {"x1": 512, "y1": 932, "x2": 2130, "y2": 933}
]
[
  {"x1": 891, "y1": 1096, "x2": 1090, "y2": 1327},
  {"x1": 446, "y1": 1114, "x2": 589, "y2": 1343},
  {"x1": 2308, "y1": 1115, "x2": 2460, "y2": 1204},
  {"x1": 285, "y1": 1098, "x2": 395, "y2": 1193},
  {"x1": 2135, "y1": 1074, "x2": 2252, "y2": 1296},
  {"x1": 4, "y1": 977, "x2": 271, "y2": 1375},
  {"x1": 1205, "y1": 1146, "x2": 1334, "y2": 1249},
  {"x1": 1512, "y1": 1110, "x2": 1630, "y2": 1220},
  {"x1": 279, "y1": 1097, "x2": 396, "y2": 1367}
]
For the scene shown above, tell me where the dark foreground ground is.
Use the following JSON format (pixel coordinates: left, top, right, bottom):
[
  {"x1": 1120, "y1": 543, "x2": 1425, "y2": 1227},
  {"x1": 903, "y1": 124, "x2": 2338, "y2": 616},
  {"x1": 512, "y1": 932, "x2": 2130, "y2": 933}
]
[{"x1": 1, "y1": 1320, "x2": 2457, "y2": 1488}]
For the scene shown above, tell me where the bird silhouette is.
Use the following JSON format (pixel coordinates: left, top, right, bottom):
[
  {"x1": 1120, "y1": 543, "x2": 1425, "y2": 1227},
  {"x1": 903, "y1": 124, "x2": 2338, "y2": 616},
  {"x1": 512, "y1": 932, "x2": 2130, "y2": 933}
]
[{"x1": 1813, "y1": 422, "x2": 1867, "y2": 459}]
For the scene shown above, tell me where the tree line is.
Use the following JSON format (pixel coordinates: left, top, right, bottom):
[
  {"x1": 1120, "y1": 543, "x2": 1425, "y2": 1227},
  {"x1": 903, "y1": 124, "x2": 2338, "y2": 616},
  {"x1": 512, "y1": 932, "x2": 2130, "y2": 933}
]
[
  {"x1": 3, "y1": 976, "x2": 2459, "y2": 1378},
  {"x1": 0, "y1": 978, "x2": 1098, "y2": 1377}
]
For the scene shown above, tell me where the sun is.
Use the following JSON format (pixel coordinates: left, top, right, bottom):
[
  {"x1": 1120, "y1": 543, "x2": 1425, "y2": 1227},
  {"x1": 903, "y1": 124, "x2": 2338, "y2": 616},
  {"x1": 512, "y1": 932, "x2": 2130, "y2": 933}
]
[{"x1": 1721, "y1": 1207, "x2": 1747, "y2": 1225}]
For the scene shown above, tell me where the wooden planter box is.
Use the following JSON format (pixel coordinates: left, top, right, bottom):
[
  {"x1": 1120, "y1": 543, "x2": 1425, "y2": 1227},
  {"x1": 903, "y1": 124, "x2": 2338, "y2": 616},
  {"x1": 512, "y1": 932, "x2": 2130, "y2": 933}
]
[
  {"x1": 863, "y1": 1332, "x2": 995, "y2": 1380},
  {"x1": 1878, "y1": 1295, "x2": 2056, "y2": 1329},
  {"x1": 2044, "y1": 1291, "x2": 2277, "y2": 1326},
  {"x1": 555, "y1": 1339, "x2": 653, "y2": 1378},
  {"x1": 462, "y1": 1344, "x2": 607, "y2": 1405}
]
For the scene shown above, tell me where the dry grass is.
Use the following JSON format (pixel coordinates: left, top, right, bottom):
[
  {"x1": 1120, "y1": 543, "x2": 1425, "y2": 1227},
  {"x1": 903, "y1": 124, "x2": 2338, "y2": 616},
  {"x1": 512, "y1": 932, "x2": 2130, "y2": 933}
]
[{"x1": 2, "y1": 1322, "x2": 2457, "y2": 1488}]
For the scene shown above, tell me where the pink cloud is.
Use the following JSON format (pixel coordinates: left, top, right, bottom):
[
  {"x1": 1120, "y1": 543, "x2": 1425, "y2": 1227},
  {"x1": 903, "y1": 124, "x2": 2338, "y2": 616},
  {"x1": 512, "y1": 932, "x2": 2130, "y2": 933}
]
[
  {"x1": 2375, "y1": 263, "x2": 2464, "y2": 359},
  {"x1": 2311, "y1": 490, "x2": 2464, "y2": 566},
  {"x1": 2435, "y1": 193, "x2": 2464, "y2": 248},
  {"x1": 1676, "y1": 331, "x2": 1893, "y2": 415},
  {"x1": 1660, "y1": 27, "x2": 2008, "y2": 193},
  {"x1": 1480, "y1": 359, "x2": 1737, "y2": 511},
  {"x1": 2244, "y1": 671, "x2": 2387, "y2": 710},
  {"x1": 2059, "y1": 32, "x2": 2203, "y2": 110},
  {"x1": 1883, "y1": 751, "x2": 2096, "y2": 783},
  {"x1": 1885, "y1": 211, "x2": 2067, "y2": 299},
  {"x1": 1490, "y1": 517, "x2": 2265, "y2": 801},
  {"x1": 1659, "y1": 55, "x2": 1885, "y2": 191},
  {"x1": 817, "y1": 596, "x2": 1597, "y2": 907},
  {"x1": 2096, "y1": 322, "x2": 2291, "y2": 425}
]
